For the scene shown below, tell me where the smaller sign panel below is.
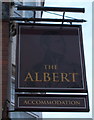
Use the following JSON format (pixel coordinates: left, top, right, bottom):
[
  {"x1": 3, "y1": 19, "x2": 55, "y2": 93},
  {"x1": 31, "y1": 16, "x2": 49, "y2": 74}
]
[{"x1": 15, "y1": 94, "x2": 89, "y2": 112}]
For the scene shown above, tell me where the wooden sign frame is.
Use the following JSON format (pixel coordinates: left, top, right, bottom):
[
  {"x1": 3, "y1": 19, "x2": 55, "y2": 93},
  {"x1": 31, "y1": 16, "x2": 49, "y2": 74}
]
[{"x1": 15, "y1": 23, "x2": 87, "y2": 93}]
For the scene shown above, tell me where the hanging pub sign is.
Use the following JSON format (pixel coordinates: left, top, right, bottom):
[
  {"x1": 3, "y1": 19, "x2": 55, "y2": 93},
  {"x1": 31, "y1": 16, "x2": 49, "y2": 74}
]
[
  {"x1": 15, "y1": 94, "x2": 89, "y2": 112},
  {"x1": 16, "y1": 23, "x2": 87, "y2": 92}
]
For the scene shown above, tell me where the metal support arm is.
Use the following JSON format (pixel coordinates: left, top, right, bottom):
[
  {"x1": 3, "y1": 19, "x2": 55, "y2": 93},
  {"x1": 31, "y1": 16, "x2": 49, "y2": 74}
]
[
  {"x1": 10, "y1": 17, "x2": 86, "y2": 23},
  {"x1": 17, "y1": 6, "x2": 85, "y2": 13}
]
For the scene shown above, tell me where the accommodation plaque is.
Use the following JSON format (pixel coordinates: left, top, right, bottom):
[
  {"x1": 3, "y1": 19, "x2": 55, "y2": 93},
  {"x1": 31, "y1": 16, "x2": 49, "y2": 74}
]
[{"x1": 15, "y1": 94, "x2": 89, "y2": 112}]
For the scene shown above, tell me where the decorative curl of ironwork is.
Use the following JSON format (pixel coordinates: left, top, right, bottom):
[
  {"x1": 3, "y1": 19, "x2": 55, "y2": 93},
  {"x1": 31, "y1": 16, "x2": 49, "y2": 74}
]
[{"x1": 10, "y1": 21, "x2": 16, "y2": 37}]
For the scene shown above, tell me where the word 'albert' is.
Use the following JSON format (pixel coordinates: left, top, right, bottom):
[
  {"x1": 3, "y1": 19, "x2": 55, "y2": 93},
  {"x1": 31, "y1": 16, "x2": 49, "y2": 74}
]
[{"x1": 24, "y1": 72, "x2": 78, "y2": 82}]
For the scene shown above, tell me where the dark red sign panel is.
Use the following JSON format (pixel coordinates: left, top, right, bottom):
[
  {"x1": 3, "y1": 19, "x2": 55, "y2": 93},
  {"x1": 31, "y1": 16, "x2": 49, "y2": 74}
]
[
  {"x1": 16, "y1": 23, "x2": 87, "y2": 92},
  {"x1": 15, "y1": 94, "x2": 89, "y2": 112}
]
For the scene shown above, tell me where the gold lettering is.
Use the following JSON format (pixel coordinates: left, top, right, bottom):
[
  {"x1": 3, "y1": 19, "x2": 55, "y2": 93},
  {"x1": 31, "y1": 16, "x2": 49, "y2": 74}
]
[
  {"x1": 24, "y1": 72, "x2": 34, "y2": 81},
  {"x1": 24, "y1": 100, "x2": 34, "y2": 105},
  {"x1": 46, "y1": 101, "x2": 52, "y2": 104},
  {"x1": 44, "y1": 72, "x2": 51, "y2": 81},
  {"x1": 31, "y1": 101, "x2": 36, "y2": 104},
  {"x1": 40, "y1": 101, "x2": 47, "y2": 104},
  {"x1": 54, "y1": 65, "x2": 57, "y2": 70},
  {"x1": 56, "y1": 100, "x2": 61, "y2": 104},
  {"x1": 75, "y1": 101, "x2": 80, "y2": 105},
  {"x1": 24, "y1": 100, "x2": 28, "y2": 105},
  {"x1": 24, "y1": 72, "x2": 78, "y2": 82},
  {"x1": 24, "y1": 100, "x2": 81, "y2": 105},
  {"x1": 67, "y1": 100, "x2": 80, "y2": 105},
  {"x1": 69, "y1": 73, "x2": 78, "y2": 82},
  {"x1": 53, "y1": 73, "x2": 59, "y2": 82},
  {"x1": 44, "y1": 65, "x2": 48, "y2": 70},
  {"x1": 35, "y1": 72, "x2": 42, "y2": 82},
  {"x1": 44, "y1": 65, "x2": 57, "y2": 70},
  {"x1": 49, "y1": 65, "x2": 52, "y2": 70},
  {"x1": 71, "y1": 101, "x2": 75, "y2": 105},
  {"x1": 61, "y1": 101, "x2": 66, "y2": 104},
  {"x1": 61, "y1": 73, "x2": 70, "y2": 82}
]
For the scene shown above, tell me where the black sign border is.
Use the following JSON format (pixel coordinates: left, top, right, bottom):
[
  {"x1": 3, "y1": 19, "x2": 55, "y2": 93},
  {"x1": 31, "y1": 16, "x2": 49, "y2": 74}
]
[
  {"x1": 15, "y1": 23, "x2": 87, "y2": 93},
  {"x1": 15, "y1": 94, "x2": 89, "y2": 112}
]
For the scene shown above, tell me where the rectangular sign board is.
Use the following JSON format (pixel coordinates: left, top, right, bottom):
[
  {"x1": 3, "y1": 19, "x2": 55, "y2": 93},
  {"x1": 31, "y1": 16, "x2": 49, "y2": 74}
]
[
  {"x1": 15, "y1": 94, "x2": 89, "y2": 112},
  {"x1": 16, "y1": 23, "x2": 87, "y2": 92}
]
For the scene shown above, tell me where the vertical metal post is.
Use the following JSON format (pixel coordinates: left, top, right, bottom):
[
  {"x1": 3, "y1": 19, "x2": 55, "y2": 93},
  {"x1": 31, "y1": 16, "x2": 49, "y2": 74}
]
[
  {"x1": 33, "y1": 11, "x2": 36, "y2": 23},
  {"x1": 62, "y1": 12, "x2": 65, "y2": 24}
]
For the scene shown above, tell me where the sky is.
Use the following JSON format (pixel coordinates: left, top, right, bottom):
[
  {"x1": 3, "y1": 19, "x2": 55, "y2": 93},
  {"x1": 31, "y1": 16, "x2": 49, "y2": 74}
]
[{"x1": 42, "y1": 0, "x2": 92, "y2": 118}]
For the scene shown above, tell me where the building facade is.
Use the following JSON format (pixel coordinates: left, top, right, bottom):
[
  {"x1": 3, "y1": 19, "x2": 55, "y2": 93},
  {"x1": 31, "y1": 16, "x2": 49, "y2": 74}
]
[{"x1": 2, "y1": 0, "x2": 44, "y2": 119}]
